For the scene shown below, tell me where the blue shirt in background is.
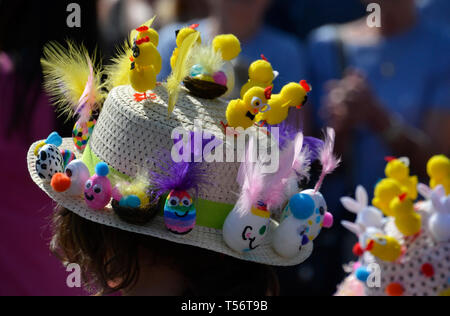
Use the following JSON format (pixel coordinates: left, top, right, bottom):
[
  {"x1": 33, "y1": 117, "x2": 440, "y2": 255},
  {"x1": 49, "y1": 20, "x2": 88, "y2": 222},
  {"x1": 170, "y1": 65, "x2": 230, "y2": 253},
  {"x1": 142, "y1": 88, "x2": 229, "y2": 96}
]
[
  {"x1": 157, "y1": 19, "x2": 307, "y2": 92},
  {"x1": 307, "y1": 17, "x2": 450, "y2": 196}
]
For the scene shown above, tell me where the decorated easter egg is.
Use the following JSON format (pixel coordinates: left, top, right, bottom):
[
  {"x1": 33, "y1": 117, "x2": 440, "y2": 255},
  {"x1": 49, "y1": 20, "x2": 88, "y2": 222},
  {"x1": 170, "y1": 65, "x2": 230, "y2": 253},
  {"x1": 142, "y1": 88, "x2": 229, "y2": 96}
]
[
  {"x1": 223, "y1": 201, "x2": 271, "y2": 253},
  {"x1": 84, "y1": 163, "x2": 112, "y2": 210},
  {"x1": 52, "y1": 160, "x2": 90, "y2": 196},
  {"x1": 272, "y1": 190, "x2": 329, "y2": 258},
  {"x1": 72, "y1": 118, "x2": 96, "y2": 152},
  {"x1": 164, "y1": 190, "x2": 196, "y2": 235},
  {"x1": 60, "y1": 149, "x2": 77, "y2": 168},
  {"x1": 35, "y1": 144, "x2": 64, "y2": 182}
]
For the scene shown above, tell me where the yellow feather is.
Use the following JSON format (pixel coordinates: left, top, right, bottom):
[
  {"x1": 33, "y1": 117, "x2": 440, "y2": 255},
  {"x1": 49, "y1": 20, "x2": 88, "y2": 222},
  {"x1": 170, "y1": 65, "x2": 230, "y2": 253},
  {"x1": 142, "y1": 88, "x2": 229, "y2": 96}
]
[
  {"x1": 166, "y1": 32, "x2": 200, "y2": 115},
  {"x1": 129, "y1": 16, "x2": 157, "y2": 43},
  {"x1": 40, "y1": 41, "x2": 105, "y2": 120},
  {"x1": 105, "y1": 41, "x2": 132, "y2": 90},
  {"x1": 190, "y1": 44, "x2": 224, "y2": 76}
]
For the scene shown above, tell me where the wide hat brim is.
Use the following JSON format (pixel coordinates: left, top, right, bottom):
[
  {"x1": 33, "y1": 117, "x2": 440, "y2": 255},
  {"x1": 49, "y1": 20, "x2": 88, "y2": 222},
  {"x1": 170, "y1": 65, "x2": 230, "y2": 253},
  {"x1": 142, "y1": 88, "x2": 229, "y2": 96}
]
[{"x1": 27, "y1": 138, "x2": 313, "y2": 266}]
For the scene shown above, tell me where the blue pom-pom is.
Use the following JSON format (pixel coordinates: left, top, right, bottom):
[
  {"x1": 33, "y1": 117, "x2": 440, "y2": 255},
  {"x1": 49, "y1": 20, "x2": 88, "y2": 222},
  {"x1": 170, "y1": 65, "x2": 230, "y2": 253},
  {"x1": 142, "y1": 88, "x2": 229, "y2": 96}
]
[
  {"x1": 356, "y1": 267, "x2": 370, "y2": 282},
  {"x1": 290, "y1": 193, "x2": 315, "y2": 220},
  {"x1": 46, "y1": 132, "x2": 63, "y2": 147},
  {"x1": 126, "y1": 195, "x2": 141, "y2": 208},
  {"x1": 95, "y1": 162, "x2": 109, "y2": 177}
]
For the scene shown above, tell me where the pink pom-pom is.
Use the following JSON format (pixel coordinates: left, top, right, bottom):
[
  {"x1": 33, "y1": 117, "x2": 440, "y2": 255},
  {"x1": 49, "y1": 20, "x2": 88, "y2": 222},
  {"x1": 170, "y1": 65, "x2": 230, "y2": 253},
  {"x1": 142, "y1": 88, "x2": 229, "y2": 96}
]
[
  {"x1": 213, "y1": 71, "x2": 227, "y2": 86},
  {"x1": 323, "y1": 212, "x2": 334, "y2": 228}
]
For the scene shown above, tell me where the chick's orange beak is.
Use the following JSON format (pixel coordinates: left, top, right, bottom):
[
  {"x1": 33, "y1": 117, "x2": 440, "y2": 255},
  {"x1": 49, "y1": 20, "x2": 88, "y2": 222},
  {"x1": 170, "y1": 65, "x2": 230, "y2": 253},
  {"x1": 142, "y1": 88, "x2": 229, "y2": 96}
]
[
  {"x1": 366, "y1": 240, "x2": 375, "y2": 251},
  {"x1": 51, "y1": 173, "x2": 71, "y2": 193}
]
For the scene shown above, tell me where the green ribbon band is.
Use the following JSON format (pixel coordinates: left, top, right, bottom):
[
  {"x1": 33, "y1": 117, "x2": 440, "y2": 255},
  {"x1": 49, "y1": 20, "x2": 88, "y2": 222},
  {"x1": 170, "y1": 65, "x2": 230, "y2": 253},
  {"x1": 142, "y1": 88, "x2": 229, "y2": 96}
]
[{"x1": 82, "y1": 144, "x2": 233, "y2": 229}]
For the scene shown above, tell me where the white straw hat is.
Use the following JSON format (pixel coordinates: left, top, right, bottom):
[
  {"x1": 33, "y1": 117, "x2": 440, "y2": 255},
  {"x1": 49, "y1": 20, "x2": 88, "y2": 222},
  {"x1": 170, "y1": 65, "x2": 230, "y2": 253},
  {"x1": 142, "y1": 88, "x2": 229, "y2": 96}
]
[{"x1": 27, "y1": 84, "x2": 313, "y2": 266}]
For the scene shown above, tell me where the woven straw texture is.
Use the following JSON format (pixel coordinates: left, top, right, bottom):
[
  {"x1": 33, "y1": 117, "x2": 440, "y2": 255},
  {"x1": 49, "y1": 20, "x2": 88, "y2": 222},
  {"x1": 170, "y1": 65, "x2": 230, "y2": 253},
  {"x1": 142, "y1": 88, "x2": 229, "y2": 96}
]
[
  {"x1": 26, "y1": 85, "x2": 314, "y2": 266},
  {"x1": 361, "y1": 204, "x2": 450, "y2": 296}
]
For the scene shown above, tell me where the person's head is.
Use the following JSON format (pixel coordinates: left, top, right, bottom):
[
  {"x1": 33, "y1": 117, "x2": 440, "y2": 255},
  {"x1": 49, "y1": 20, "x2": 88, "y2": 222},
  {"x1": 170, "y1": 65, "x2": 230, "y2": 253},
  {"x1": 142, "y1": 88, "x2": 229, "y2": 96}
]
[
  {"x1": 209, "y1": 0, "x2": 271, "y2": 41},
  {"x1": 51, "y1": 206, "x2": 280, "y2": 296}
]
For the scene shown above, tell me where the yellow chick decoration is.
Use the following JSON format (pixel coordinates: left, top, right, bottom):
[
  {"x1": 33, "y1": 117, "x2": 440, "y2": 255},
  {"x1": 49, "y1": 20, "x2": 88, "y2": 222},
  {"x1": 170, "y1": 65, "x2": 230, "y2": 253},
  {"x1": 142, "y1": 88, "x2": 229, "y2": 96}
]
[
  {"x1": 384, "y1": 157, "x2": 418, "y2": 200},
  {"x1": 130, "y1": 24, "x2": 162, "y2": 101},
  {"x1": 373, "y1": 178, "x2": 403, "y2": 217},
  {"x1": 170, "y1": 24, "x2": 202, "y2": 69},
  {"x1": 255, "y1": 80, "x2": 311, "y2": 126},
  {"x1": 390, "y1": 193, "x2": 422, "y2": 236},
  {"x1": 226, "y1": 86, "x2": 273, "y2": 130},
  {"x1": 427, "y1": 155, "x2": 450, "y2": 195},
  {"x1": 367, "y1": 234, "x2": 402, "y2": 262},
  {"x1": 240, "y1": 55, "x2": 276, "y2": 98}
]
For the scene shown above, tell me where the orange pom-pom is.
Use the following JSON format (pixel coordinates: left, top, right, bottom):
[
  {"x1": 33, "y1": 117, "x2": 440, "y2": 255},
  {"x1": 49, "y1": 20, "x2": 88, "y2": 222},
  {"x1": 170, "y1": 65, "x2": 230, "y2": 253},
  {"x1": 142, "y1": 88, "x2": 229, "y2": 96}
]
[
  {"x1": 51, "y1": 173, "x2": 71, "y2": 193},
  {"x1": 386, "y1": 283, "x2": 404, "y2": 296}
]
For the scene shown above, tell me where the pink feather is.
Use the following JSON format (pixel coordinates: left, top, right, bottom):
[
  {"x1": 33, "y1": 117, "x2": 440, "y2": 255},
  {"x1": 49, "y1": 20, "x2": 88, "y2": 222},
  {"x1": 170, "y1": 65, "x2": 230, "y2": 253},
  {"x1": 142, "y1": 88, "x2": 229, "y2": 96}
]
[
  {"x1": 314, "y1": 128, "x2": 341, "y2": 193},
  {"x1": 75, "y1": 56, "x2": 97, "y2": 124}
]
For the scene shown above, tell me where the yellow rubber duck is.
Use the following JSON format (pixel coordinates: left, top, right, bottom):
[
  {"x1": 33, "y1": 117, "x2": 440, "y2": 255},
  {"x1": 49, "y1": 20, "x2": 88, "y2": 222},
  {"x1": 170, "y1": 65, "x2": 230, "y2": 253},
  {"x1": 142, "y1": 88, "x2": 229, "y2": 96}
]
[
  {"x1": 390, "y1": 193, "x2": 422, "y2": 236},
  {"x1": 373, "y1": 178, "x2": 404, "y2": 217},
  {"x1": 427, "y1": 155, "x2": 450, "y2": 195},
  {"x1": 240, "y1": 56, "x2": 276, "y2": 98},
  {"x1": 226, "y1": 86, "x2": 272, "y2": 130},
  {"x1": 367, "y1": 234, "x2": 402, "y2": 262},
  {"x1": 384, "y1": 157, "x2": 418, "y2": 200},
  {"x1": 255, "y1": 81, "x2": 311, "y2": 126},
  {"x1": 130, "y1": 25, "x2": 162, "y2": 101}
]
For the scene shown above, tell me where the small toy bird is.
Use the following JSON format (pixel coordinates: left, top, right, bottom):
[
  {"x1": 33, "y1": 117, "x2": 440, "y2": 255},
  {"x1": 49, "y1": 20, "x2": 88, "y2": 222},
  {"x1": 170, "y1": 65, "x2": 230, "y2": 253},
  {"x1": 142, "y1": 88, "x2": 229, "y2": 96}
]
[
  {"x1": 390, "y1": 193, "x2": 421, "y2": 237},
  {"x1": 129, "y1": 24, "x2": 162, "y2": 101},
  {"x1": 240, "y1": 55, "x2": 277, "y2": 98},
  {"x1": 384, "y1": 157, "x2": 418, "y2": 200},
  {"x1": 367, "y1": 234, "x2": 402, "y2": 263},
  {"x1": 255, "y1": 80, "x2": 311, "y2": 126},
  {"x1": 170, "y1": 24, "x2": 202, "y2": 69},
  {"x1": 427, "y1": 155, "x2": 450, "y2": 195},
  {"x1": 225, "y1": 86, "x2": 273, "y2": 130},
  {"x1": 373, "y1": 178, "x2": 404, "y2": 217}
]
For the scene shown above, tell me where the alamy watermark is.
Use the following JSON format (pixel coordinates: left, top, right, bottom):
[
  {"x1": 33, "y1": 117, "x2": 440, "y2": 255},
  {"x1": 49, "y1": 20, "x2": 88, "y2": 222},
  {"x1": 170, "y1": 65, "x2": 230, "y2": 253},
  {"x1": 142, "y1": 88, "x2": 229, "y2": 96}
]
[
  {"x1": 367, "y1": 3, "x2": 382, "y2": 28},
  {"x1": 66, "y1": 3, "x2": 81, "y2": 28}
]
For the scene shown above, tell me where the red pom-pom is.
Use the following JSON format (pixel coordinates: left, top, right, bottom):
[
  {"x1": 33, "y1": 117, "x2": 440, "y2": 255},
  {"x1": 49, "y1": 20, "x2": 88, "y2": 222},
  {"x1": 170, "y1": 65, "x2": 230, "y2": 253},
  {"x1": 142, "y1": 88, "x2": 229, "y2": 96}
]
[
  {"x1": 189, "y1": 23, "x2": 200, "y2": 30},
  {"x1": 264, "y1": 86, "x2": 273, "y2": 100},
  {"x1": 299, "y1": 80, "x2": 311, "y2": 93},
  {"x1": 136, "y1": 26, "x2": 149, "y2": 33},
  {"x1": 421, "y1": 263, "x2": 434, "y2": 278},
  {"x1": 384, "y1": 156, "x2": 397, "y2": 162},
  {"x1": 353, "y1": 243, "x2": 364, "y2": 257},
  {"x1": 386, "y1": 283, "x2": 404, "y2": 296},
  {"x1": 51, "y1": 173, "x2": 71, "y2": 193}
]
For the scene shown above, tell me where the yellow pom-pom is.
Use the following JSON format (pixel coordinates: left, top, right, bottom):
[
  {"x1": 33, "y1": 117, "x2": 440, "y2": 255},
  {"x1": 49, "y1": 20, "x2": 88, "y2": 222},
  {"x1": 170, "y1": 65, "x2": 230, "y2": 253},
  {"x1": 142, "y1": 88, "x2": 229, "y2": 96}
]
[
  {"x1": 385, "y1": 159, "x2": 409, "y2": 180},
  {"x1": 427, "y1": 155, "x2": 450, "y2": 180},
  {"x1": 248, "y1": 60, "x2": 274, "y2": 83},
  {"x1": 373, "y1": 178, "x2": 403, "y2": 216},
  {"x1": 213, "y1": 34, "x2": 241, "y2": 61}
]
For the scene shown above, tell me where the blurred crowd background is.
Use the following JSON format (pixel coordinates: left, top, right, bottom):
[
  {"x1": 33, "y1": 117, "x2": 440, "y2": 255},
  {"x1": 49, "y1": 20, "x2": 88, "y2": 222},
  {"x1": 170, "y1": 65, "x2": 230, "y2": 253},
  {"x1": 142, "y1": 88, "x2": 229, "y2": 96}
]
[{"x1": 0, "y1": 0, "x2": 449, "y2": 296}]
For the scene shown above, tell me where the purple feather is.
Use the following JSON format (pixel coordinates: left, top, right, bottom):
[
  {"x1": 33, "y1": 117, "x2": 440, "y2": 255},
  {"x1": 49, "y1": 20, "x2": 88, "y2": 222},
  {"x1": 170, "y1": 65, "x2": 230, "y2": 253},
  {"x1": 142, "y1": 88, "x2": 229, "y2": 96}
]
[{"x1": 149, "y1": 151, "x2": 209, "y2": 199}]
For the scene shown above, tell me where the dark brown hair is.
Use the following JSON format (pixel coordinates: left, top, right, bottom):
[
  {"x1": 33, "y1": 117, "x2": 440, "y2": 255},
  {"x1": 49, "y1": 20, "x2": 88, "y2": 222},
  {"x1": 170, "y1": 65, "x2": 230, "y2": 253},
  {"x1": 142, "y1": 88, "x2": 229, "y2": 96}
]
[{"x1": 51, "y1": 206, "x2": 279, "y2": 296}]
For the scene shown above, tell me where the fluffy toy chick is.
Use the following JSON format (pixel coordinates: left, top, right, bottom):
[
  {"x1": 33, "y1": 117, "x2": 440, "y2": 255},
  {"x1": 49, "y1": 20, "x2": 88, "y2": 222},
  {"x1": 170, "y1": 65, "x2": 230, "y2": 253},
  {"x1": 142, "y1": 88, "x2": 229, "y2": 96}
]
[
  {"x1": 367, "y1": 234, "x2": 402, "y2": 263},
  {"x1": 385, "y1": 157, "x2": 418, "y2": 200},
  {"x1": 130, "y1": 25, "x2": 162, "y2": 101},
  {"x1": 427, "y1": 155, "x2": 450, "y2": 195},
  {"x1": 255, "y1": 81, "x2": 311, "y2": 126},
  {"x1": 373, "y1": 178, "x2": 403, "y2": 217},
  {"x1": 170, "y1": 24, "x2": 202, "y2": 69},
  {"x1": 390, "y1": 194, "x2": 422, "y2": 236},
  {"x1": 240, "y1": 56, "x2": 276, "y2": 98},
  {"x1": 226, "y1": 86, "x2": 272, "y2": 129},
  {"x1": 212, "y1": 34, "x2": 241, "y2": 62}
]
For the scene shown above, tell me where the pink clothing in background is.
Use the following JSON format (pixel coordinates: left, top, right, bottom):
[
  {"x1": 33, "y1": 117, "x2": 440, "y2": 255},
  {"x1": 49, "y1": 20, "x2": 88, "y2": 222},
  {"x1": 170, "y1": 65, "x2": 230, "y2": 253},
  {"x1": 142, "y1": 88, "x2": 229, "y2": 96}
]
[{"x1": 0, "y1": 52, "x2": 85, "y2": 296}]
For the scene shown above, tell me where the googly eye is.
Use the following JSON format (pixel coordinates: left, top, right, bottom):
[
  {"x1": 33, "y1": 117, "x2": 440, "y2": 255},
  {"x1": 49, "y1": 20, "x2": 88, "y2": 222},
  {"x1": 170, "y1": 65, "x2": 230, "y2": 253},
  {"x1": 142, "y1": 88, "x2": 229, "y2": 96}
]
[
  {"x1": 375, "y1": 237, "x2": 387, "y2": 245},
  {"x1": 181, "y1": 197, "x2": 192, "y2": 207},
  {"x1": 66, "y1": 168, "x2": 73, "y2": 178},
  {"x1": 251, "y1": 97, "x2": 262, "y2": 109},
  {"x1": 85, "y1": 180, "x2": 93, "y2": 190},
  {"x1": 169, "y1": 196, "x2": 180, "y2": 207},
  {"x1": 132, "y1": 41, "x2": 140, "y2": 58},
  {"x1": 93, "y1": 184, "x2": 102, "y2": 194}
]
